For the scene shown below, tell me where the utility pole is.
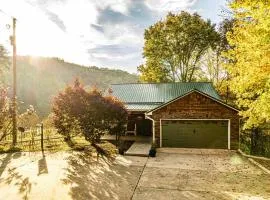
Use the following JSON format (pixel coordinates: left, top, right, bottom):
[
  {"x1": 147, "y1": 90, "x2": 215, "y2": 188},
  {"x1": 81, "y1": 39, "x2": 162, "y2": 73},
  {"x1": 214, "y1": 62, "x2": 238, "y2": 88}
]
[
  {"x1": 11, "y1": 17, "x2": 17, "y2": 146},
  {"x1": 40, "y1": 123, "x2": 44, "y2": 153}
]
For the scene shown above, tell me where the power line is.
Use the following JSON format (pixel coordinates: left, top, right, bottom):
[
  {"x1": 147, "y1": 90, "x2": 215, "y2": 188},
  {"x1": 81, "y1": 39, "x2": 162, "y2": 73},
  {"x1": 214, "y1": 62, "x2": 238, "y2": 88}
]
[{"x1": 0, "y1": 9, "x2": 18, "y2": 20}]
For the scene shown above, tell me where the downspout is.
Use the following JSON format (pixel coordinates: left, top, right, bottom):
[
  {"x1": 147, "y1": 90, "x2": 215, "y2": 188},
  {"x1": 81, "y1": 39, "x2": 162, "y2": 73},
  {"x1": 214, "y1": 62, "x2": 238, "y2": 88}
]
[{"x1": 145, "y1": 115, "x2": 155, "y2": 144}]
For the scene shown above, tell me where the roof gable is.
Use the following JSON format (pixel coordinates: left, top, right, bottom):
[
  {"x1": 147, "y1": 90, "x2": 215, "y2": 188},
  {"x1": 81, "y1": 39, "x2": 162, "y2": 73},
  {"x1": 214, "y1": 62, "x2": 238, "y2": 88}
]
[
  {"x1": 111, "y1": 82, "x2": 221, "y2": 105},
  {"x1": 146, "y1": 89, "x2": 239, "y2": 114}
]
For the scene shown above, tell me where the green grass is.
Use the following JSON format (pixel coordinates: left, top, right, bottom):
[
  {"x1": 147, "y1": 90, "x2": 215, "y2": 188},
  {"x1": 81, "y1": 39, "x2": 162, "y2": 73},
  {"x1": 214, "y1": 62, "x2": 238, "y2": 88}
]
[
  {"x1": 0, "y1": 130, "x2": 91, "y2": 153},
  {"x1": 0, "y1": 132, "x2": 118, "y2": 156},
  {"x1": 0, "y1": 137, "x2": 88, "y2": 153},
  {"x1": 0, "y1": 129, "x2": 118, "y2": 156}
]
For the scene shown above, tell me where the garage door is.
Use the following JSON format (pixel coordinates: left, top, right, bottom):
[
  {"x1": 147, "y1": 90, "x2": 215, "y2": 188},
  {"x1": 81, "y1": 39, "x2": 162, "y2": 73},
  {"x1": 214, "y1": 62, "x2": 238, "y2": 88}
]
[{"x1": 161, "y1": 120, "x2": 228, "y2": 149}]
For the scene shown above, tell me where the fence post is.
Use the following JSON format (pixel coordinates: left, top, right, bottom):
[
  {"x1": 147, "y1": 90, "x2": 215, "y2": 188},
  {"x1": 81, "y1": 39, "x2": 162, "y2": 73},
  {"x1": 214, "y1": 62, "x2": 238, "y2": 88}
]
[{"x1": 41, "y1": 123, "x2": 44, "y2": 152}]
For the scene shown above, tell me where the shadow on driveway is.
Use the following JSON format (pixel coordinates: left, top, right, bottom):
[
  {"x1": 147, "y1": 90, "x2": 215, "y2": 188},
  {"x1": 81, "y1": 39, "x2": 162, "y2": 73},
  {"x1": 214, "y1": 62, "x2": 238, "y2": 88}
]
[
  {"x1": 62, "y1": 152, "x2": 143, "y2": 200},
  {"x1": 37, "y1": 152, "x2": 48, "y2": 176},
  {"x1": 0, "y1": 152, "x2": 21, "y2": 178},
  {"x1": 1, "y1": 152, "x2": 33, "y2": 200},
  {"x1": 4, "y1": 167, "x2": 32, "y2": 200}
]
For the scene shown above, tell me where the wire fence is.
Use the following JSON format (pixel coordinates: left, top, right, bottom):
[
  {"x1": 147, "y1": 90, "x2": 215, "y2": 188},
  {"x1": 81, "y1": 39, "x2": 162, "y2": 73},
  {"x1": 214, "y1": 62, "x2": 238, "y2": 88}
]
[
  {"x1": 0, "y1": 123, "x2": 92, "y2": 153},
  {"x1": 0, "y1": 128, "x2": 59, "y2": 144},
  {"x1": 0, "y1": 125, "x2": 69, "y2": 152}
]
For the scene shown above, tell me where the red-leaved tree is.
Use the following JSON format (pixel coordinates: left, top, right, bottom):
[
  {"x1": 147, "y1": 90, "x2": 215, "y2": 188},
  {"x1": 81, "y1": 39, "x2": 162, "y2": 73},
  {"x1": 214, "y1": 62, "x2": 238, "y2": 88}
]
[{"x1": 52, "y1": 79, "x2": 128, "y2": 144}]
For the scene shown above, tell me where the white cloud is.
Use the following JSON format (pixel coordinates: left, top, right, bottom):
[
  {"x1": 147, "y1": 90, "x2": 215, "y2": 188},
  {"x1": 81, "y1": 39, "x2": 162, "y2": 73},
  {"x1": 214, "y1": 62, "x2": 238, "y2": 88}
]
[
  {"x1": 0, "y1": 0, "x2": 222, "y2": 73},
  {"x1": 145, "y1": 0, "x2": 197, "y2": 12},
  {"x1": 91, "y1": 52, "x2": 138, "y2": 60},
  {"x1": 94, "y1": 0, "x2": 131, "y2": 15},
  {"x1": 48, "y1": 0, "x2": 98, "y2": 35}
]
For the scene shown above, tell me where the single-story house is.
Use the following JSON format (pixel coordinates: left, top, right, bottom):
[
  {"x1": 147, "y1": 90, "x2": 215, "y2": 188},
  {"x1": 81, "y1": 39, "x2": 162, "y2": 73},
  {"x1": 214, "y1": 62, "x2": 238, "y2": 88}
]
[{"x1": 110, "y1": 82, "x2": 239, "y2": 150}]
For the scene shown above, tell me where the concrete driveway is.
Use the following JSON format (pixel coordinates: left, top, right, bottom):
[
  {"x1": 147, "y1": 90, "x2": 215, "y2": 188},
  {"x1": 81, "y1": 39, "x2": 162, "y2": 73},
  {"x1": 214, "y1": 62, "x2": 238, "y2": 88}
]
[
  {"x1": 0, "y1": 149, "x2": 269, "y2": 200},
  {"x1": 134, "y1": 148, "x2": 270, "y2": 200}
]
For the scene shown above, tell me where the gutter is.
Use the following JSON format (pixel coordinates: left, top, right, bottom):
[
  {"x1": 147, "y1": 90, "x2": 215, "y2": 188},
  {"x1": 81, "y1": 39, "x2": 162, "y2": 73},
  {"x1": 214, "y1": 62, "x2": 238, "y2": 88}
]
[{"x1": 145, "y1": 115, "x2": 155, "y2": 144}]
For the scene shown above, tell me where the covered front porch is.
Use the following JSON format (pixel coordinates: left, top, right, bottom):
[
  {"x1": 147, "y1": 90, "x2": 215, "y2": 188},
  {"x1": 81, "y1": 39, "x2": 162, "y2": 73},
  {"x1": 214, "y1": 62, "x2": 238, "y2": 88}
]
[
  {"x1": 101, "y1": 111, "x2": 153, "y2": 142},
  {"x1": 101, "y1": 111, "x2": 153, "y2": 156},
  {"x1": 126, "y1": 111, "x2": 152, "y2": 137}
]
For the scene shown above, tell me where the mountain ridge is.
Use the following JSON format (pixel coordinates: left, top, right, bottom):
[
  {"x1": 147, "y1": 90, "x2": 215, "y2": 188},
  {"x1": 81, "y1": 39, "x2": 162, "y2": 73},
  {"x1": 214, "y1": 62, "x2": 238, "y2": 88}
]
[{"x1": 2, "y1": 56, "x2": 139, "y2": 117}]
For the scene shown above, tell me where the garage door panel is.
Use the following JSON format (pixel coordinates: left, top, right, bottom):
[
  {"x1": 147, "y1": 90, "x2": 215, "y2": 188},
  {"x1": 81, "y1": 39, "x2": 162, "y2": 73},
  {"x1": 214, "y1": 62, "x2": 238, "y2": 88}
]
[{"x1": 162, "y1": 120, "x2": 228, "y2": 149}]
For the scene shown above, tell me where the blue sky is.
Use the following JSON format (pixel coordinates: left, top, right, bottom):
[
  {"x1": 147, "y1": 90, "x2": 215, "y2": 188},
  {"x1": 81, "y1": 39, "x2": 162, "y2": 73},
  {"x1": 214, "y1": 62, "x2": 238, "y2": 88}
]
[{"x1": 0, "y1": 0, "x2": 227, "y2": 73}]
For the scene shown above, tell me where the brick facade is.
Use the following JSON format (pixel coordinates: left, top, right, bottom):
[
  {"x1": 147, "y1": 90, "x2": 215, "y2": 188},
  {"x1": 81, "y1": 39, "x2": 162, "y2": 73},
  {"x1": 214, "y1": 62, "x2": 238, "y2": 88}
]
[{"x1": 149, "y1": 91, "x2": 239, "y2": 149}]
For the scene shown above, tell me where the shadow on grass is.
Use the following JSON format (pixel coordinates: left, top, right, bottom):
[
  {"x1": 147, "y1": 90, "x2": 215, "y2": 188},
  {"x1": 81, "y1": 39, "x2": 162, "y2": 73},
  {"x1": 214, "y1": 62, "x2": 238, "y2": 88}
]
[{"x1": 62, "y1": 150, "x2": 140, "y2": 200}]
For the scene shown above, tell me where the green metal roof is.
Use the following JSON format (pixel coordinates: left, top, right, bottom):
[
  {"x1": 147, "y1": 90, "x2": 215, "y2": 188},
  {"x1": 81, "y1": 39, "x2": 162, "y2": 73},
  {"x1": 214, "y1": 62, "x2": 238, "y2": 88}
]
[
  {"x1": 111, "y1": 82, "x2": 221, "y2": 111},
  {"x1": 124, "y1": 104, "x2": 161, "y2": 111}
]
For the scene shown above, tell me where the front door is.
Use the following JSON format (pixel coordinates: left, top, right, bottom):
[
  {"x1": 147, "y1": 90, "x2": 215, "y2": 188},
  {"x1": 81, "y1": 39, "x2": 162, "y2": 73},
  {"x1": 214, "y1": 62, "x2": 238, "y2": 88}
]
[{"x1": 136, "y1": 119, "x2": 152, "y2": 136}]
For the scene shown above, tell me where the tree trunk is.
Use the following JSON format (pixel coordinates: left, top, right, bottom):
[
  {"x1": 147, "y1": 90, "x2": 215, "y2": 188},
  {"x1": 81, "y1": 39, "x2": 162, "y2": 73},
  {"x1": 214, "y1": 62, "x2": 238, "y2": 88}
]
[
  {"x1": 251, "y1": 127, "x2": 259, "y2": 155},
  {"x1": 64, "y1": 135, "x2": 71, "y2": 142}
]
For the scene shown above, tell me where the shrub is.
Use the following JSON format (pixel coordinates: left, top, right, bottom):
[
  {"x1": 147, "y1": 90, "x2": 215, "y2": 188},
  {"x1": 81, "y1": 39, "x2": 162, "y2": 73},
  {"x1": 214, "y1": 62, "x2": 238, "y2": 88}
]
[{"x1": 149, "y1": 141, "x2": 157, "y2": 157}]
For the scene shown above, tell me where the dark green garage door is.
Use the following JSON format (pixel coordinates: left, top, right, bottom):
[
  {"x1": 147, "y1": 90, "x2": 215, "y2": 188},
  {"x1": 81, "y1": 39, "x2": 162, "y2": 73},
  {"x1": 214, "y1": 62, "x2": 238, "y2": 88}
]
[{"x1": 162, "y1": 120, "x2": 228, "y2": 149}]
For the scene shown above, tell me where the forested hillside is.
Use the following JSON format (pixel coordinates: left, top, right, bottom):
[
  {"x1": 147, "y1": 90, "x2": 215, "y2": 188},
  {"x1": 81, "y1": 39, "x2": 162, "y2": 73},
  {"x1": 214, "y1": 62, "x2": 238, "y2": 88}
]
[{"x1": 1, "y1": 56, "x2": 138, "y2": 117}]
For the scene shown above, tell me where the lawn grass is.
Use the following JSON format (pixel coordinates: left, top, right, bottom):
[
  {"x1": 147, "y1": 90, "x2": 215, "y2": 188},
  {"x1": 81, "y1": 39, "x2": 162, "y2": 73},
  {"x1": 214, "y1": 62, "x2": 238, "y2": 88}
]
[
  {"x1": 0, "y1": 128, "x2": 119, "y2": 157},
  {"x1": 0, "y1": 133, "x2": 118, "y2": 157},
  {"x1": 0, "y1": 135, "x2": 91, "y2": 153}
]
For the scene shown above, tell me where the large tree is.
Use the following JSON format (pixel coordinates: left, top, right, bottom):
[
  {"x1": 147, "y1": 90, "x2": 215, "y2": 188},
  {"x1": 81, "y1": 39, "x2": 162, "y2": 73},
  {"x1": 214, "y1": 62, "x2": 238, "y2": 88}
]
[
  {"x1": 201, "y1": 19, "x2": 235, "y2": 100},
  {"x1": 52, "y1": 79, "x2": 84, "y2": 141},
  {"x1": 224, "y1": 0, "x2": 270, "y2": 129},
  {"x1": 52, "y1": 79, "x2": 128, "y2": 144},
  {"x1": 138, "y1": 11, "x2": 219, "y2": 82}
]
